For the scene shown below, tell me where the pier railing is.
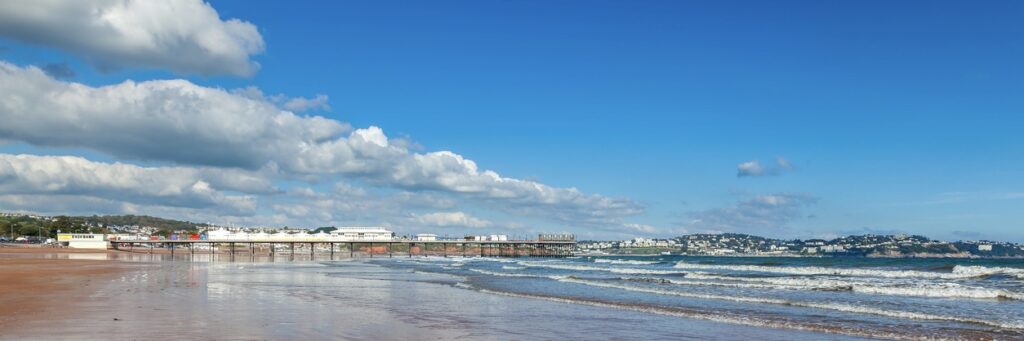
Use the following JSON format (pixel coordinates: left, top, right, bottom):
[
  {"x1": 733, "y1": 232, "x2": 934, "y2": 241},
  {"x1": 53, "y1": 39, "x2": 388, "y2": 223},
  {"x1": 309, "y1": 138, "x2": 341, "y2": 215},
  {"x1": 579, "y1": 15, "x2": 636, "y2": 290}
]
[{"x1": 108, "y1": 239, "x2": 576, "y2": 259}]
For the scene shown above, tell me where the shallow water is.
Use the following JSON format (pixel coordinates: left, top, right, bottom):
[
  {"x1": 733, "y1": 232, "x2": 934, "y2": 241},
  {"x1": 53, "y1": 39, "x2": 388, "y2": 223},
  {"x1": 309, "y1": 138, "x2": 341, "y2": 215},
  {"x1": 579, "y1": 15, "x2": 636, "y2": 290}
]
[
  {"x1": 393, "y1": 255, "x2": 1024, "y2": 340},
  {"x1": 1, "y1": 253, "x2": 877, "y2": 340}
]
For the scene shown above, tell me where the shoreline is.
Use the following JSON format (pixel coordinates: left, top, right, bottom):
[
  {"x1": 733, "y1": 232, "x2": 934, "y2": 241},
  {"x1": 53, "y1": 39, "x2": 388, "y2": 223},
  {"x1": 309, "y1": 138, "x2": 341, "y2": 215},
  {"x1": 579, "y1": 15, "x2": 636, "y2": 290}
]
[
  {"x1": 0, "y1": 248, "x2": 871, "y2": 340},
  {"x1": 580, "y1": 252, "x2": 1024, "y2": 259}
]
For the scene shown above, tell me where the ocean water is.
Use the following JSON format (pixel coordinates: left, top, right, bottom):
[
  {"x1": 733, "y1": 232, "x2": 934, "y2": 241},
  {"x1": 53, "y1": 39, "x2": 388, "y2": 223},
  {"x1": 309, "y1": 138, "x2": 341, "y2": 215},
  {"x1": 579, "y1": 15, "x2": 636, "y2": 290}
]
[
  {"x1": 7, "y1": 253, "x2": 1023, "y2": 340},
  {"x1": 383, "y1": 255, "x2": 1024, "y2": 340}
]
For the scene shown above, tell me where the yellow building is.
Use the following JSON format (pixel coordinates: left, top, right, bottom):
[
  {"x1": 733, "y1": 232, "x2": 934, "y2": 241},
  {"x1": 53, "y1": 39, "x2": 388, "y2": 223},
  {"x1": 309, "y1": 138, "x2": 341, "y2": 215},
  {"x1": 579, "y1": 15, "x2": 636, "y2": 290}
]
[{"x1": 57, "y1": 233, "x2": 109, "y2": 249}]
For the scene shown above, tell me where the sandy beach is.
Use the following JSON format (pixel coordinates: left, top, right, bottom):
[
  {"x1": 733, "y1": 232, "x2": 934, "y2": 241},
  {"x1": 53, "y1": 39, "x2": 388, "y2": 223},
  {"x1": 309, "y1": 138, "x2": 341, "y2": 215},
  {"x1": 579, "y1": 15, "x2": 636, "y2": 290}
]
[
  {"x1": 0, "y1": 247, "x2": 869, "y2": 340},
  {"x1": 0, "y1": 248, "x2": 135, "y2": 332}
]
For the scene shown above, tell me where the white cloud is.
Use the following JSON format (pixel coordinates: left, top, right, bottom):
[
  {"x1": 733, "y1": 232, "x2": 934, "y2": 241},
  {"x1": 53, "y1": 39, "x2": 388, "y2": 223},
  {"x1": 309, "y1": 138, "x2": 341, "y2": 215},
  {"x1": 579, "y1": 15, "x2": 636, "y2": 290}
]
[
  {"x1": 283, "y1": 94, "x2": 330, "y2": 112},
  {"x1": 0, "y1": 0, "x2": 264, "y2": 76},
  {"x1": 736, "y1": 161, "x2": 765, "y2": 177},
  {"x1": 232, "y1": 86, "x2": 330, "y2": 112},
  {"x1": 684, "y1": 193, "x2": 817, "y2": 233},
  {"x1": 0, "y1": 62, "x2": 349, "y2": 169},
  {"x1": 737, "y1": 157, "x2": 794, "y2": 177},
  {"x1": 411, "y1": 211, "x2": 492, "y2": 228},
  {"x1": 271, "y1": 185, "x2": 459, "y2": 229},
  {"x1": 0, "y1": 61, "x2": 643, "y2": 228},
  {"x1": 0, "y1": 154, "x2": 261, "y2": 214},
  {"x1": 622, "y1": 223, "x2": 657, "y2": 233}
]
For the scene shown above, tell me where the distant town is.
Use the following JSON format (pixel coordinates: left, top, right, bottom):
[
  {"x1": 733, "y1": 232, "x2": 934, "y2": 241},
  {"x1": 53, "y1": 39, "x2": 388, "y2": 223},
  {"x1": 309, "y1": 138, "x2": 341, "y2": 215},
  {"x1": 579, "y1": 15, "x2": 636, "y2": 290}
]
[
  {"x1": 2, "y1": 212, "x2": 1021, "y2": 257},
  {"x1": 580, "y1": 233, "x2": 1024, "y2": 258},
  {"x1": 0, "y1": 212, "x2": 545, "y2": 244}
]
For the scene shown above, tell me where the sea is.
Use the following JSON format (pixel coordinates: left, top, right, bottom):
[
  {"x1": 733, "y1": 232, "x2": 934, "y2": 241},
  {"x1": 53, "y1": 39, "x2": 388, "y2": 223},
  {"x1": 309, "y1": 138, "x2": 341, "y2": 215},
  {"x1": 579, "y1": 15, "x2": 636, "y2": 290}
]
[
  {"x1": 9, "y1": 253, "x2": 1024, "y2": 340},
  {"x1": 386, "y1": 255, "x2": 1024, "y2": 340}
]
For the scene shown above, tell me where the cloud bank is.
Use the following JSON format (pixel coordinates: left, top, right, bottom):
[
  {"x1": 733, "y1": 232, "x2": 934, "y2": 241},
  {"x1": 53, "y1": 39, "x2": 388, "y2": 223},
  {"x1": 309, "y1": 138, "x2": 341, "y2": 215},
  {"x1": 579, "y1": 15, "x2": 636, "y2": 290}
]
[
  {"x1": 0, "y1": 0, "x2": 264, "y2": 76},
  {"x1": 0, "y1": 61, "x2": 642, "y2": 230},
  {"x1": 0, "y1": 154, "x2": 264, "y2": 214},
  {"x1": 684, "y1": 193, "x2": 817, "y2": 234}
]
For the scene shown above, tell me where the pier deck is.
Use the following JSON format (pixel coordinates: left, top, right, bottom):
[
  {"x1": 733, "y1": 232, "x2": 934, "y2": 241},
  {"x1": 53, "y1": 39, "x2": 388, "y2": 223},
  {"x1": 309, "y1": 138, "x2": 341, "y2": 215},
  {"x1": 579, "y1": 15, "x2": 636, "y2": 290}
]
[{"x1": 109, "y1": 239, "x2": 576, "y2": 258}]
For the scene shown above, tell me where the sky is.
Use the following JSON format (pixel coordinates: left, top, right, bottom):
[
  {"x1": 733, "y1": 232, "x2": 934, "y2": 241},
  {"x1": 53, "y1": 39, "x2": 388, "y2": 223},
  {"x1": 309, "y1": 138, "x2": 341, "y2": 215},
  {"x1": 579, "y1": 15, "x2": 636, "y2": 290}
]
[{"x1": 0, "y1": 0, "x2": 1021, "y2": 241}]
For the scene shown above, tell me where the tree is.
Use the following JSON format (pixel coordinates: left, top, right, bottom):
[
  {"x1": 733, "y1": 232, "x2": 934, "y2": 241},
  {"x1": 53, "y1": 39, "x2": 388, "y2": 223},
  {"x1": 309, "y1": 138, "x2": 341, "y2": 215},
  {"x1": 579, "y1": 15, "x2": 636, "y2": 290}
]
[
  {"x1": 19, "y1": 224, "x2": 39, "y2": 236},
  {"x1": 0, "y1": 221, "x2": 10, "y2": 238},
  {"x1": 52, "y1": 216, "x2": 88, "y2": 233}
]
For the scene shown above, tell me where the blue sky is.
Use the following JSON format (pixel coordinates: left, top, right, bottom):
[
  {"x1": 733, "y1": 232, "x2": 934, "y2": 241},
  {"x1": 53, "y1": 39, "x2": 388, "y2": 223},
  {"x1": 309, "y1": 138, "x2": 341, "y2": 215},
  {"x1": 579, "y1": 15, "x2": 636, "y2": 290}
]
[{"x1": 0, "y1": 1, "x2": 1021, "y2": 241}]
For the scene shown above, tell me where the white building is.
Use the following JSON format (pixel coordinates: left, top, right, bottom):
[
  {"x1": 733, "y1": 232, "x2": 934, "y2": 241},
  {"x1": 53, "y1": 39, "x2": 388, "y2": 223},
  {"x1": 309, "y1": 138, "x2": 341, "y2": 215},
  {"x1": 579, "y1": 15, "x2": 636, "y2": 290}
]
[
  {"x1": 204, "y1": 227, "x2": 395, "y2": 241},
  {"x1": 465, "y1": 235, "x2": 508, "y2": 241},
  {"x1": 329, "y1": 227, "x2": 395, "y2": 241},
  {"x1": 415, "y1": 234, "x2": 437, "y2": 241},
  {"x1": 821, "y1": 245, "x2": 846, "y2": 253},
  {"x1": 57, "y1": 233, "x2": 108, "y2": 249},
  {"x1": 978, "y1": 244, "x2": 993, "y2": 252}
]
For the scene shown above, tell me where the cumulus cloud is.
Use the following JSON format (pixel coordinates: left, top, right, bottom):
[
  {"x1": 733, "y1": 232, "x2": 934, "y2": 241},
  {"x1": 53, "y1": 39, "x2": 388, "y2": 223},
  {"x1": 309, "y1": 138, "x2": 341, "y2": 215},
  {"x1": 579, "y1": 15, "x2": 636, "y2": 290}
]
[
  {"x1": 0, "y1": 0, "x2": 264, "y2": 76},
  {"x1": 0, "y1": 154, "x2": 263, "y2": 214},
  {"x1": 283, "y1": 94, "x2": 330, "y2": 112},
  {"x1": 0, "y1": 62, "x2": 349, "y2": 169},
  {"x1": 0, "y1": 62, "x2": 643, "y2": 227},
  {"x1": 232, "y1": 86, "x2": 330, "y2": 112},
  {"x1": 271, "y1": 184, "x2": 459, "y2": 227},
  {"x1": 411, "y1": 211, "x2": 492, "y2": 228},
  {"x1": 737, "y1": 157, "x2": 794, "y2": 177},
  {"x1": 684, "y1": 193, "x2": 817, "y2": 233}
]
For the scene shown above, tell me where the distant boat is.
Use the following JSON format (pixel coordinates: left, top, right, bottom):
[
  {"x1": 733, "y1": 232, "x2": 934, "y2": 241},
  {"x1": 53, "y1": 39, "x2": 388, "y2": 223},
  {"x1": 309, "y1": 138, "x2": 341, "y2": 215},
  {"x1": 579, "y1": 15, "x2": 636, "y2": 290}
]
[{"x1": 660, "y1": 251, "x2": 672, "y2": 255}]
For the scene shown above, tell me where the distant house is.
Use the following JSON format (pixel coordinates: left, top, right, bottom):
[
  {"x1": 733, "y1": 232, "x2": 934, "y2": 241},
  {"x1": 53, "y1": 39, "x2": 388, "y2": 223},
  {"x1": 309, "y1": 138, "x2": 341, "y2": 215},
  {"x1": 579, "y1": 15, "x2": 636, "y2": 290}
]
[{"x1": 329, "y1": 227, "x2": 395, "y2": 241}]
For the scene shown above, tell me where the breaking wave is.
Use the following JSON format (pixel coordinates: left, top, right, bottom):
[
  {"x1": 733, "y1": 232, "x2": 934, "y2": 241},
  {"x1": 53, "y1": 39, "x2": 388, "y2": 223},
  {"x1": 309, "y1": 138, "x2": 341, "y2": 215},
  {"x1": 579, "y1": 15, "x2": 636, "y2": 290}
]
[
  {"x1": 518, "y1": 261, "x2": 683, "y2": 275},
  {"x1": 459, "y1": 283, "x2": 912, "y2": 340},
  {"x1": 634, "y1": 274, "x2": 1024, "y2": 301},
  {"x1": 467, "y1": 268, "x2": 540, "y2": 278},
  {"x1": 673, "y1": 262, "x2": 1024, "y2": 280},
  {"x1": 556, "y1": 277, "x2": 1024, "y2": 330},
  {"x1": 594, "y1": 259, "x2": 661, "y2": 265}
]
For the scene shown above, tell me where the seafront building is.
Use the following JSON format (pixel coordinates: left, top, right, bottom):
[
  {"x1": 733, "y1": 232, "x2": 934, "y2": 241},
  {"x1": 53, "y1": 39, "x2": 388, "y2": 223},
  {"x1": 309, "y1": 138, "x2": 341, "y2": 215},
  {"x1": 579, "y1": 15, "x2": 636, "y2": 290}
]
[
  {"x1": 207, "y1": 227, "x2": 396, "y2": 241},
  {"x1": 56, "y1": 233, "x2": 109, "y2": 249}
]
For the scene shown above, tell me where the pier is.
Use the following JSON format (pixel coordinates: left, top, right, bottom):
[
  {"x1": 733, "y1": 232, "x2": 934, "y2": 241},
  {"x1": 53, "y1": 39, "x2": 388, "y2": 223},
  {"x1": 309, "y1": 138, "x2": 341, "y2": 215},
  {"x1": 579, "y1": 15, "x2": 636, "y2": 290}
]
[{"x1": 109, "y1": 239, "x2": 576, "y2": 259}]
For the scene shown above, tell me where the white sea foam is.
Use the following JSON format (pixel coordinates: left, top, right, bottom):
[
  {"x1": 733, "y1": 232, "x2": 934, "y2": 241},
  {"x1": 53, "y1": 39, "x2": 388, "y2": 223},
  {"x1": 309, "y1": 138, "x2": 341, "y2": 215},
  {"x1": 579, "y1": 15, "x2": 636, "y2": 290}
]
[
  {"x1": 681, "y1": 274, "x2": 1024, "y2": 300},
  {"x1": 673, "y1": 261, "x2": 1004, "y2": 279},
  {"x1": 467, "y1": 268, "x2": 538, "y2": 278},
  {"x1": 851, "y1": 284, "x2": 1024, "y2": 301},
  {"x1": 681, "y1": 272, "x2": 1024, "y2": 300},
  {"x1": 518, "y1": 261, "x2": 683, "y2": 275},
  {"x1": 557, "y1": 277, "x2": 1024, "y2": 330},
  {"x1": 649, "y1": 277, "x2": 801, "y2": 291},
  {"x1": 951, "y1": 265, "x2": 1024, "y2": 279},
  {"x1": 464, "y1": 284, "x2": 913, "y2": 340},
  {"x1": 594, "y1": 259, "x2": 660, "y2": 265},
  {"x1": 502, "y1": 265, "x2": 526, "y2": 270}
]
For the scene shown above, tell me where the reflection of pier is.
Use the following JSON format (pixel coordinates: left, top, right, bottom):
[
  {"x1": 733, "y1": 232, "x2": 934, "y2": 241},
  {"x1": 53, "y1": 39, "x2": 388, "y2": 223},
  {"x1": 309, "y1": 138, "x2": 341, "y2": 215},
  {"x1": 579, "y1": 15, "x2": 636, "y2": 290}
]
[{"x1": 110, "y1": 240, "x2": 576, "y2": 259}]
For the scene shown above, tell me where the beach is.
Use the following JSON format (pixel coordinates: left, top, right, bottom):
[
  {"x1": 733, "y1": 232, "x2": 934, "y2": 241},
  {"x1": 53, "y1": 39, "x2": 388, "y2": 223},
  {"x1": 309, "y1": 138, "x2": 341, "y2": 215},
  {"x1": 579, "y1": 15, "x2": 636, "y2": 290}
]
[
  {"x1": 0, "y1": 248, "x2": 136, "y2": 333},
  {"x1": 0, "y1": 247, "x2": 876, "y2": 340}
]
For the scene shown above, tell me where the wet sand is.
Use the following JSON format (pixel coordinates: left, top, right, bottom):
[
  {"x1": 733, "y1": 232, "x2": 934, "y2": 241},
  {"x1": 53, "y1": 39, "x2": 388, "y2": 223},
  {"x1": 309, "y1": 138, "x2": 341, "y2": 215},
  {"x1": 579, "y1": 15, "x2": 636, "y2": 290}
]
[
  {"x1": 0, "y1": 250, "x2": 135, "y2": 332},
  {"x1": 0, "y1": 248, "x2": 863, "y2": 340}
]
